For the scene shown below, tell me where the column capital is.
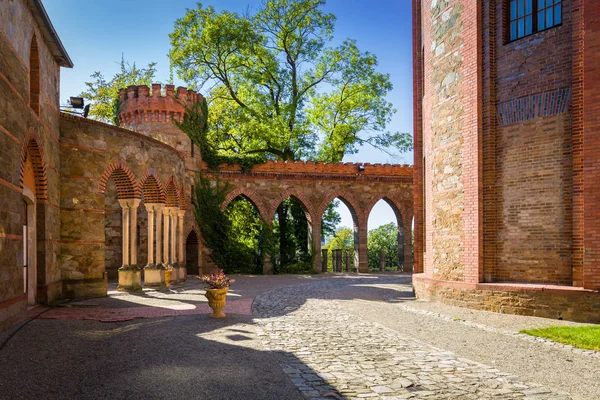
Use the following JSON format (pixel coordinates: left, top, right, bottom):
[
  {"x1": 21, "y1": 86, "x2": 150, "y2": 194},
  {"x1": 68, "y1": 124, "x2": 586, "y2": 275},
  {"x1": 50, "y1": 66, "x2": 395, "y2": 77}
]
[
  {"x1": 118, "y1": 198, "x2": 141, "y2": 209},
  {"x1": 145, "y1": 202, "x2": 165, "y2": 213},
  {"x1": 177, "y1": 210, "x2": 186, "y2": 217}
]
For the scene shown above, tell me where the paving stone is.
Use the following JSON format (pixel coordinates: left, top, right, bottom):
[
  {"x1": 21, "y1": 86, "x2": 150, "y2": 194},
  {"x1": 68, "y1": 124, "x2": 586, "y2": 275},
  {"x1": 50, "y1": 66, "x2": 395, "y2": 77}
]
[{"x1": 252, "y1": 278, "x2": 573, "y2": 400}]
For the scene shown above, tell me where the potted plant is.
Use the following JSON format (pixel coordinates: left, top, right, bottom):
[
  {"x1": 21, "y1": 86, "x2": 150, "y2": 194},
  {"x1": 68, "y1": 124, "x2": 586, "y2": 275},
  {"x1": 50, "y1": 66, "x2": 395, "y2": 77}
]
[{"x1": 200, "y1": 269, "x2": 235, "y2": 318}]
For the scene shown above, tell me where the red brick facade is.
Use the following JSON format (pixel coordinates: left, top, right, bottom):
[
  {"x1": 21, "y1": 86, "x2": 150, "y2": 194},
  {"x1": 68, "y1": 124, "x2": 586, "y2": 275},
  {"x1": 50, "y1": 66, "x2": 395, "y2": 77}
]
[{"x1": 413, "y1": 0, "x2": 600, "y2": 322}]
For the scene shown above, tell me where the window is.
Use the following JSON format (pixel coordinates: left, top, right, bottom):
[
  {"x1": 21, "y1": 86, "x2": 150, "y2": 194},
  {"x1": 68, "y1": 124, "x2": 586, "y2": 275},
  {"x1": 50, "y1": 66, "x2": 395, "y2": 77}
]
[{"x1": 508, "y1": 0, "x2": 562, "y2": 42}]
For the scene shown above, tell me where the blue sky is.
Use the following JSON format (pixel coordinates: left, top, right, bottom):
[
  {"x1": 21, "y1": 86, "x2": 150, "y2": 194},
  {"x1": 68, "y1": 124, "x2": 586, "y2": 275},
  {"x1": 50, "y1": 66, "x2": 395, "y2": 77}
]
[{"x1": 43, "y1": 0, "x2": 413, "y2": 230}]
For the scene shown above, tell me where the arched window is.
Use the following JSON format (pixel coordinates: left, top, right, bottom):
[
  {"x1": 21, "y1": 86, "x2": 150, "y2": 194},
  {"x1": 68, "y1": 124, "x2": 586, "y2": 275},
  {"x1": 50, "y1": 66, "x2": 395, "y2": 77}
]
[{"x1": 29, "y1": 34, "x2": 40, "y2": 115}]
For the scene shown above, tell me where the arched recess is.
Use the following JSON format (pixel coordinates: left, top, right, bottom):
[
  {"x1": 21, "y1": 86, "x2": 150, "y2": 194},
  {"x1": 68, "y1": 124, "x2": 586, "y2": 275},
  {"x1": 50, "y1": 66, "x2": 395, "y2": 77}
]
[
  {"x1": 272, "y1": 192, "x2": 314, "y2": 273},
  {"x1": 317, "y1": 192, "x2": 362, "y2": 272},
  {"x1": 164, "y1": 176, "x2": 181, "y2": 207},
  {"x1": 99, "y1": 161, "x2": 139, "y2": 279},
  {"x1": 29, "y1": 34, "x2": 40, "y2": 115},
  {"x1": 222, "y1": 187, "x2": 269, "y2": 221},
  {"x1": 185, "y1": 227, "x2": 200, "y2": 276},
  {"x1": 365, "y1": 196, "x2": 411, "y2": 272},
  {"x1": 19, "y1": 137, "x2": 47, "y2": 305}
]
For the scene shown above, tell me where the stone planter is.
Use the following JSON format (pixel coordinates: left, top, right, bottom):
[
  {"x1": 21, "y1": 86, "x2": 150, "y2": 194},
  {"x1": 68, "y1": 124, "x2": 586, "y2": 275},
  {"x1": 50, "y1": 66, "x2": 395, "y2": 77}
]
[
  {"x1": 204, "y1": 287, "x2": 229, "y2": 318},
  {"x1": 144, "y1": 265, "x2": 165, "y2": 288},
  {"x1": 118, "y1": 267, "x2": 142, "y2": 292}
]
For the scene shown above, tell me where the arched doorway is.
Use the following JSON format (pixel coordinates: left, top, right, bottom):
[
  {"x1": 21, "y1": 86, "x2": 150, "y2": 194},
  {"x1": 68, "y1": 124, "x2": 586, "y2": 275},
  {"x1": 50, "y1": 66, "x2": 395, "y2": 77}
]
[
  {"x1": 272, "y1": 195, "x2": 313, "y2": 274},
  {"x1": 185, "y1": 230, "x2": 200, "y2": 276},
  {"x1": 22, "y1": 159, "x2": 37, "y2": 305}
]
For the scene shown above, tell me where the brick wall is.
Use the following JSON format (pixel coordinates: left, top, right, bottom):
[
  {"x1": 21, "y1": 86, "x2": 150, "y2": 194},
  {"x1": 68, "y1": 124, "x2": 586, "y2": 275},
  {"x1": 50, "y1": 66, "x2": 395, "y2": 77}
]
[{"x1": 0, "y1": 0, "x2": 63, "y2": 330}]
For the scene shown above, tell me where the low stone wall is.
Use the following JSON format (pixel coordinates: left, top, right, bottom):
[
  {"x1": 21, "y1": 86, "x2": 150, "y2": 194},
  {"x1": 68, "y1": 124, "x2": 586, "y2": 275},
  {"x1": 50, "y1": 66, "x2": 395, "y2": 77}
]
[{"x1": 413, "y1": 274, "x2": 600, "y2": 323}]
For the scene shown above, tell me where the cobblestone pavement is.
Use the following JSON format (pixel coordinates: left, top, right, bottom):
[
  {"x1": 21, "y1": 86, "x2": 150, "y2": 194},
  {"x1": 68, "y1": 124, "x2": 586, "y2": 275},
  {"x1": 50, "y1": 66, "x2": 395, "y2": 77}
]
[{"x1": 253, "y1": 277, "x2": 572, "y2": 400}]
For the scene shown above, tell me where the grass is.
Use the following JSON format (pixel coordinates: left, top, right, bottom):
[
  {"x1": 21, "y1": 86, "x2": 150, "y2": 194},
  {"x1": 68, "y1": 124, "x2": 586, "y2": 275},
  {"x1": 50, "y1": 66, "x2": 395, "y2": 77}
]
[{"x1": 520, "y1": 326, "x2": 600, "y2": 351}]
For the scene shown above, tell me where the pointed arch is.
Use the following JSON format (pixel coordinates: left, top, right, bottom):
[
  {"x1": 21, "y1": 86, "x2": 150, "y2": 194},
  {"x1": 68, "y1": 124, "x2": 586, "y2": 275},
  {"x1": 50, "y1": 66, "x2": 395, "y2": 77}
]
[
  {"x1": 270, "y1": 188, "x2": 314, "y2": 223},
  {"x1": 164, "y1": 176, "x2": 181, "y2": 207},
  {"x1": 317, "y1": 191, "x2": 362, "y2": 227},
  {"x1": 222, "y1": 187, "x2": 269, "y2": 221},
  {"x1": 365, "y1": 195, "x2": 405, "y2": 229},
  {"x1": 98, "y1": 160, "x2": 140, "y2": 199},
  {"x1": 139, "y1": 169, "x2": 166, "y2": 204},
  {"x1": 19, "y1": 135, "x2": 48, "y2": 202},
  {"x1": 29, "y1": 34, "x2": 40, "y2": 115}
]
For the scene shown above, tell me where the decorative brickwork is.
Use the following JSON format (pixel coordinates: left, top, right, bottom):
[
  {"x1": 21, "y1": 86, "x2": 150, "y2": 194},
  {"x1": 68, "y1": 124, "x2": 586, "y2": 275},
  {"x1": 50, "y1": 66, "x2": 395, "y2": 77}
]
[
  {"x1": 139, "y1": 169, "x2": 166, "y2": 204},
  {"x1": 497, "y1": 88, "x2": 571, "y2": 126},
  {"x1": 98, "y1": 160, "x2": 140, "y2": 199}
]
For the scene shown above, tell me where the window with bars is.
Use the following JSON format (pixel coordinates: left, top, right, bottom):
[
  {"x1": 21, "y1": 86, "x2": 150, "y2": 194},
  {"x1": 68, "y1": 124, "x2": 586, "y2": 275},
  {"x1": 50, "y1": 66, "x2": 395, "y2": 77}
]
[{"x1": 508, "y1": 0, "x2": 562, "y2": 42}]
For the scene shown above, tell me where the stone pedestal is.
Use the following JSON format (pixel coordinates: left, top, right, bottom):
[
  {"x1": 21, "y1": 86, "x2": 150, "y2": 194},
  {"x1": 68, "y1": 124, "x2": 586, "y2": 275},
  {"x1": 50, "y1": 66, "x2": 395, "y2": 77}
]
[
  {"x1": 144, "y1": 265, "x2": 165, "y2": 288},
  {"x1": 118, "y1": 267, "x2": 142, "y2": 292},
  {"x1": 169, "y1": 266, "x2": 179, "y2": 283},
  {"x1": 178, "y1": 265, "x2": 187, "y2": 282}
]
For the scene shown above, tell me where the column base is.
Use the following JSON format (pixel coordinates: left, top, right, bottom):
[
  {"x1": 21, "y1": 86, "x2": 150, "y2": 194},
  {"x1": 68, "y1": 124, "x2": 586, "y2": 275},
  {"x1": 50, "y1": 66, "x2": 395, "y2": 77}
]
[
  {"x1": 169, "y1": 265, "x2": 179, "y2": 283},
  {"x1": 144, "y1": 265, "x2": 166, "y2": 288},
  {"x1": 178, "y1": 265, "x2": 187, "y2": 282},
  {"x1": 118, "y1": 266, "x2": 142, "y2": 292}
]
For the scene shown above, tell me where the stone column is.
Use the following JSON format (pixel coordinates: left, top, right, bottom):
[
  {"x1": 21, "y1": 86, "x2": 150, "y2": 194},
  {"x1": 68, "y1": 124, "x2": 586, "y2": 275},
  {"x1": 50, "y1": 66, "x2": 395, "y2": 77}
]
[
  {"x1": 118, "y1": 200, "x2": 130, "y2": 267},
  {"x1": 154, "y1": 204, "x2": 164, "y2": 266},
  {"x1": 380, "y1": 249, "x2": 386, "y2": 272},
  {"x1": 146, "y1": 205, "x2": 156, "y2": 266},
  {"x1": 163, "y1": 207, "x2": 171, "y2": 265},
  {"x1": 117, "y1": 199, "x2": 142, "y2": 292},
  {"x1": 129, "y1": 199, "x2": 141, "y2": 267},
  {"x1": 321, "y1": 249, "x2": 328, "y2": 272},
  {"x1": 170, "y1": 207, "x2": 179, "y2": 282},
  {"x1": 178, "y1": 210, "x2": 186, "y2": 281},
  {"x1": 144, "y1": 203, "x2": 166, "y2": 288}
]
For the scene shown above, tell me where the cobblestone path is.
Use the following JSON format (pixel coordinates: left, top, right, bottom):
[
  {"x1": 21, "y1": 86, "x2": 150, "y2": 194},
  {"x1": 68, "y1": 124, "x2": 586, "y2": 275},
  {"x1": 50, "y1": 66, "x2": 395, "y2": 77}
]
[{"x1": 253, "y1": 278, "x2": 571, "y2": 400}]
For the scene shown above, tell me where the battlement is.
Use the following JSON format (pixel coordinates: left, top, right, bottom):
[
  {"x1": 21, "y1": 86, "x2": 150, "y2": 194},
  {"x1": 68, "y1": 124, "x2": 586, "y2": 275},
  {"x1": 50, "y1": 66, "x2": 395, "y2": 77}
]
[
  {"x1": 117, "y1": 84, "x2": 204, "y2": 126},
  {"x1": 205, "y1": 160, "x2": 414, "y2": 179}
]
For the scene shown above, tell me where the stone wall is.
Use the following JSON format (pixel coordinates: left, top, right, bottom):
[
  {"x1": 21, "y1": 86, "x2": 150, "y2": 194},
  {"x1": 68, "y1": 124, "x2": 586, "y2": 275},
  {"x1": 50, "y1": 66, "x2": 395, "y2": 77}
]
[
  {"x1": 59, "y1": 114, "x2": 186, "y2": 298},
  {"x1": 0, "y1": 0, "x2": 64, "y2": 331}
]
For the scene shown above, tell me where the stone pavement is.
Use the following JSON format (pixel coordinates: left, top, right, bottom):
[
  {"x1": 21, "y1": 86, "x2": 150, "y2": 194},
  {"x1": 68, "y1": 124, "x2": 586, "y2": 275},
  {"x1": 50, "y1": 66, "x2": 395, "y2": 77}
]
[
  {"x1": 1, "y1": 274, "x2": 598, "y2": 399},
  {"x1": 253, "y1": 277, "x2": 584, "y2": 400}
]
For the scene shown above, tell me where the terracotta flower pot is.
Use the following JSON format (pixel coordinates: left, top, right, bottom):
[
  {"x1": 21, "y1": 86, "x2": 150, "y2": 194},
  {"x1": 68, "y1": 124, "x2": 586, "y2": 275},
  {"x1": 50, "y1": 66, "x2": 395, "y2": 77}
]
[
  {"x1": 165, "y1": 269, "x2": 172, "y2": 287},
  {"x1": 204, "y1": 287, "x2": 229, "y2": 318}
]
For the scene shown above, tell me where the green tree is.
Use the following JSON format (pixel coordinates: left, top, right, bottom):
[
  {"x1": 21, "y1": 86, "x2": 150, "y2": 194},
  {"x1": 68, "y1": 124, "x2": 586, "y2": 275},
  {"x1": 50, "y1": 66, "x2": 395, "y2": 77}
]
[
  {"x1": 169, "y1": 0, "x2": 411, "y2": 162},
  {"x1": 367, "y1": 222, "x2": 399, "y2": 271},
  {"x1": 321, "y1": 200, "x2": 342, "y2": 239},
  {"x1": 79, "y1": 55, "x2": 157, "y2": 124},
  {"x1": 323, "y1": 226, "x2": 354, "y2": 271}
]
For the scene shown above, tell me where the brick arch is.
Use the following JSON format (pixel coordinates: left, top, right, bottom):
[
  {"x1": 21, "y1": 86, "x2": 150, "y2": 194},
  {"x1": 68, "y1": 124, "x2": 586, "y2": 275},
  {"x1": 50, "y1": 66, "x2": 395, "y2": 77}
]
[
  {"x1": 222, "y1": 187, "x2": 269, "y2": 221},
  {"x1": 19, "y1": 134, "x2": 48, "y2": 202},
  {"x1": 365, "y1": 195, "x2": 405, "y2": 228},
  {"x1": 139, "y1": 169, "x2": 166, "y2": 204},
  {"x1": 164, "y1": 176, "x2": 181, "y2": 207},
  {"x1": 185, "y1": 224, "x2": 200, "y2": 241},
  {"x1": 269, "y1": 188, "x2": 314, "y2": 223},
  {"x1": 317, "y1": 191, "x2": 362, "y2": 227},
  {"x1": 99, "y1": 161, "x2": 140, "y2": 199}
]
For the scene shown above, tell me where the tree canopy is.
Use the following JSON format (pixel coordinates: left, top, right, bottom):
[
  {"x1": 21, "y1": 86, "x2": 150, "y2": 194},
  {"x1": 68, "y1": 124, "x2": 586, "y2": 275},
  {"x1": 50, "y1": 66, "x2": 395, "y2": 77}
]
[
  {"x1": 169, "y1": 0, "x2": 412, "y2": 162},
  {"x1": 79, "y1": 55, "x2": 157, "y2": 124},
  {"x1": 367, "y1": 222, "x2": 400, "y2": 270}
]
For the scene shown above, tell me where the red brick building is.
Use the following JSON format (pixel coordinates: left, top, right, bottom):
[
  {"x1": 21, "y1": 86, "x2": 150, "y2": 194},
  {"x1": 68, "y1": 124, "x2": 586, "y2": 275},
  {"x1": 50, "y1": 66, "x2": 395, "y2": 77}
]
[{"x1": 413, "y1": 0, "x2": 600, "y2": 322}]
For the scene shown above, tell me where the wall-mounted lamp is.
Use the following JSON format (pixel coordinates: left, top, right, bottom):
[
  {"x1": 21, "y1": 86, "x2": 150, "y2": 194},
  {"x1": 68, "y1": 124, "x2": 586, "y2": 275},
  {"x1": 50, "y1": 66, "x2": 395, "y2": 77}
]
[
  {"x1": 69, "y1": 97, "x2": 84, "y2": 109},
  {"x1": 357, "y1": 164, "x2": 365, "y2": 172}
]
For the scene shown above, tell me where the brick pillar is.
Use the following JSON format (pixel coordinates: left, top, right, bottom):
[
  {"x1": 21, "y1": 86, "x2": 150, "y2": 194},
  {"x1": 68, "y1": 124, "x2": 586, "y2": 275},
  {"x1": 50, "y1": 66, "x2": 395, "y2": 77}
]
[
  {"x1": 412, "y1": 0, "x2": 424, "y2": 274},
  {"x1": 581, "y1": 0, "x2": 600, "y2": 290},
  {"x1": 356, "y1": 225, "x2": 368, "y2": 273},
  {"x1": 312, "y1": 217, "x2": 322, "y2": 273}
]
